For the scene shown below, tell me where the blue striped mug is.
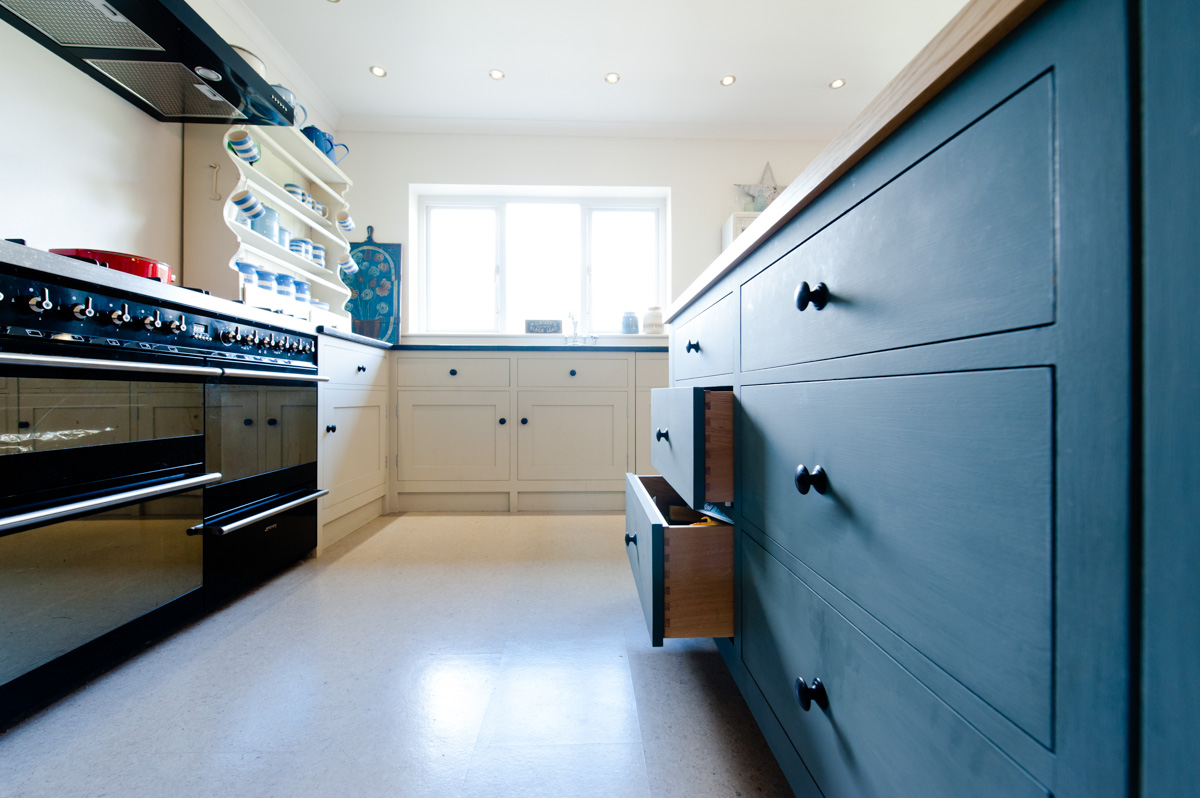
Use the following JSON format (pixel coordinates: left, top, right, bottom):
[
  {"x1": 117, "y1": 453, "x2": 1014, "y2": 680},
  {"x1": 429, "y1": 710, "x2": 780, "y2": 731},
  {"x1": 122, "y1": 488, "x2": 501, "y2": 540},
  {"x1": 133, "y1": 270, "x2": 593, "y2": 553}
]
[
  {"x1": 338, "y1": 256, "x2": 357, "y2": 274},
  {"x1": 289, "y1": 238, "x2": 313, "y2": 259},
  {"x1": 226, "y1": 130, "x2": 260, "y2": 163},
  {"x1": 230, "y1": 189, "x2": 266, "y2": 220},
  {"x1": 336, "y1": 210, "x2": 355, "y2": 232},
  {"x1": 311, "y1": 243, "x2": 325, "y2": 266},
  {"x1": 283, "y1": 183, "x2": 306, "y2": 205}
]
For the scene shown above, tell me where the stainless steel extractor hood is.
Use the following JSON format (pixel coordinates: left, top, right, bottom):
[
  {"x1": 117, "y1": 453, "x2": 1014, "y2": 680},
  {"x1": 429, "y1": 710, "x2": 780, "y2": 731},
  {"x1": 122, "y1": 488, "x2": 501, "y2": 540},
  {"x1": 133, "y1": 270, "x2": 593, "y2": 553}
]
[{"x1": 0, "y1": 0, "x2": 293, "y2": 125}]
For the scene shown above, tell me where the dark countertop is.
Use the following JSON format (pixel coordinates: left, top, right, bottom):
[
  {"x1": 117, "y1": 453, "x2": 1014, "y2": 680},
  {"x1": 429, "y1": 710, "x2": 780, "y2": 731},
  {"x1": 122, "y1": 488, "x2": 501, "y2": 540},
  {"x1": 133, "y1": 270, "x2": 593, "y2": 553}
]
[
  {"x1": 316, "y1": 326, "x2": 668, "y2": 352},
  {"x1": 393, "y1": 344, "x2": 669, "y2": 352}
]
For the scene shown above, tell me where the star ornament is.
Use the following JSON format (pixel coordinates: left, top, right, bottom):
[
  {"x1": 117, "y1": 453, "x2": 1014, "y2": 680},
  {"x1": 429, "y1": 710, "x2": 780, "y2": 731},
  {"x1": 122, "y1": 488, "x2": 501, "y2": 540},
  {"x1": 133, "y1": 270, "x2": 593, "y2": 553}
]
[{"x1": 736, "y1": 162, "x2": 783, "y2": 211}]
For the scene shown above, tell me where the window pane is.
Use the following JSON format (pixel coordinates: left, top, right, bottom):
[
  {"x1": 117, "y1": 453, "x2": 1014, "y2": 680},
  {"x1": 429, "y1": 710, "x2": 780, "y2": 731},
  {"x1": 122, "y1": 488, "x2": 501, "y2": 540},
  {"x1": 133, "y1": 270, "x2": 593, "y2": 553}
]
[
  {"x1": 505, "y1": 203, "x2": 581, "y2": 334},
  {"x1": 427, "y1": 207, "x2": 496, "y2": 332},
  {"x1": 590, "y1": 210, "x2": 658, "y2": 332}
]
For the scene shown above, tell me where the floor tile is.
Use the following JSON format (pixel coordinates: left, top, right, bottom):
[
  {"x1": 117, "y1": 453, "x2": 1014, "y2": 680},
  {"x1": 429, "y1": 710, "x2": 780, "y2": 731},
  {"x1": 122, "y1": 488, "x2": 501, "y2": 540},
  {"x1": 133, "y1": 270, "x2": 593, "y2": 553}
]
[{"x1": 461, "y1": 743, "x2": 651, "y2": 798}]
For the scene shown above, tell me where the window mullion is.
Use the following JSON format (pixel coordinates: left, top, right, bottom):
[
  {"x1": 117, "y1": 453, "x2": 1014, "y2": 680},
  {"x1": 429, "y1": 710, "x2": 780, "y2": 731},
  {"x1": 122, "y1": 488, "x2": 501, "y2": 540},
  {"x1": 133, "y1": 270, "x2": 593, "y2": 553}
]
[
  {"x1": 496, "y1": 203, "x2": 506, "y2": 334},
  {"x1": 581, "y1": 203, "x2": 591, "y2": 335}
]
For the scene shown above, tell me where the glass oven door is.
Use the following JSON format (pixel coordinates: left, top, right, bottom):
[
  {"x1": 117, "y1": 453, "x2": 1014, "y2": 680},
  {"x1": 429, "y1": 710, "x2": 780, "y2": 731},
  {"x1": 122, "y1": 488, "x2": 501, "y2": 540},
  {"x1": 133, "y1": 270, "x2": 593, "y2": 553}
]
[
  {"x1": 204, "y1": 379, "x2": 317, "y2": 501},
  {"x1": 0, "y1": 488, "x2": 207, "y2": 688}
]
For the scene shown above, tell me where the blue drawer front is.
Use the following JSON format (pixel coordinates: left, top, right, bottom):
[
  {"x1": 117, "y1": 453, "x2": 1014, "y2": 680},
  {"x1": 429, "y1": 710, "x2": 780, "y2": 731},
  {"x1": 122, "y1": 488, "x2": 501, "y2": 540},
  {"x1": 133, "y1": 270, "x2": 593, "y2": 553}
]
[
  {"x1": 742, "y1": 72, "x2": 1055, "y2": 371},
  {"x1": 742, "y1": 536, "x2": 1049, "y2": 798},
  {"x1": 742, "y1": 368, "x2": 1053, "y2": 744}
]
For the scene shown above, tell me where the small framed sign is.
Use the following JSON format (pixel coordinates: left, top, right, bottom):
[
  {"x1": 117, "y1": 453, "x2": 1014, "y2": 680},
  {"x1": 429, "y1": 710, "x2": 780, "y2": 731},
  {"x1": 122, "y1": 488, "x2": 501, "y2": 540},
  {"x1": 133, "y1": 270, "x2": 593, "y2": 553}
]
[{"x1": 525, "y1": 319, "x2": 562, "y2": 334}]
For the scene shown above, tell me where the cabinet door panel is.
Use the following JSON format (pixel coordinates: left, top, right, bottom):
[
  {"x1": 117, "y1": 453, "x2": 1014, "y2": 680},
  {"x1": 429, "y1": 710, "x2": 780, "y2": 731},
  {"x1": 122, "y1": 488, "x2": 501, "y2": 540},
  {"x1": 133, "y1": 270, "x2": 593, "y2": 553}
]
[
  {"x1": 742, "y1": 369, "x2": 1053, "y2": 744},
  {"x1": 323, "y1": 389, "x2": 387, "y2": 506},
  {"x1": 517, "y1": 391, "x2": 628, "y2": 481},
  {"x1": 397, "y1": 390, "x2": 510, "y2": 481}
]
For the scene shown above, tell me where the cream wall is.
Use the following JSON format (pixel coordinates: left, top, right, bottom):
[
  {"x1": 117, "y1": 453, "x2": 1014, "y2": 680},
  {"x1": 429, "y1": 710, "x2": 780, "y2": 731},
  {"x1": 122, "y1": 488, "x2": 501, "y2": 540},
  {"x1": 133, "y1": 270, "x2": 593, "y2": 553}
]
[
  {"x1": 0, "y1": 23, "x2": 183, "y2": 266},
  {"x1": 333, "y1": 130, "x2": 826, "y2": 330}
]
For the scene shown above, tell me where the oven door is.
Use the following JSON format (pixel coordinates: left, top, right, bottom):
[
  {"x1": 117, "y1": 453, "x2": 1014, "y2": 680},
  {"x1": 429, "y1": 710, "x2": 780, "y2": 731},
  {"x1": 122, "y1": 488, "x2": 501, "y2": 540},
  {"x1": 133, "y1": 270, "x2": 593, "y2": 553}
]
[
  {"x1": 201, "y1": 370, "x2": 322, "y2": 602},
  {"x1": 0, "y1": 360, "x2": 220, "y2": 693}
]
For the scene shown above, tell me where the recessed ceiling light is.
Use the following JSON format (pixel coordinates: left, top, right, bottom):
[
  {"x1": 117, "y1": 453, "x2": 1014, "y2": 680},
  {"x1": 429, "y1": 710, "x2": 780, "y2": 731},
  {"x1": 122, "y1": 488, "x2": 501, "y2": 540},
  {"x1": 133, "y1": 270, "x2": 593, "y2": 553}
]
[
  {"x1": 720, "y1": 75, "x2": 736, "y2": 86},
  {"x1": 829, "y1": 78, "x2": 846, "y2": 89},
  {"x1": 369, "y1": 65, "x2": 387, "y2": 77},
  {"x1": 489, "y1": 69, "x2": 505, "y2": 80},
  {"x1": 325, "y1": 0, "x2": 340, "y2": 3},
  {"x1": 604, "y1": 72, "x2": 620, "y2": 84}
]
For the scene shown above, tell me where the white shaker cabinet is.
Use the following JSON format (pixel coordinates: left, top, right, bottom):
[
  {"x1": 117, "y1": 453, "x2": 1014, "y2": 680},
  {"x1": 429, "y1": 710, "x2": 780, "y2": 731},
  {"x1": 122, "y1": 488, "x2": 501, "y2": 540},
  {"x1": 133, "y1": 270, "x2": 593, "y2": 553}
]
[
  {"x1": 391, "y1": 348, "x2": 667, "y2": 512},
  {"x1": 317, "y1": 334, "x2": 390, "y2": 551}
]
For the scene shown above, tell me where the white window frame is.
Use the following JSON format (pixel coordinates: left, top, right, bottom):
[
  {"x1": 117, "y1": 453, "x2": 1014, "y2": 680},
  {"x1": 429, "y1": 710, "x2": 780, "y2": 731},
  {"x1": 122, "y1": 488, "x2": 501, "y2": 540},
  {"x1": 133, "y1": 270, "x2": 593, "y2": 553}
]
[{"x1": 416, "y1": 191, "x2": 668, "y2": 334}]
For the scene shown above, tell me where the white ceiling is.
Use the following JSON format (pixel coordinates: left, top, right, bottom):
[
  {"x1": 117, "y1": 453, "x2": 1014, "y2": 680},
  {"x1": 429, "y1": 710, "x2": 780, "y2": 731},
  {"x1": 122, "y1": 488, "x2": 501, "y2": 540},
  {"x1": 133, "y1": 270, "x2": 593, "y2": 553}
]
[{"x1": 241, "y1": 0, "x2": 968, "y2": 139}]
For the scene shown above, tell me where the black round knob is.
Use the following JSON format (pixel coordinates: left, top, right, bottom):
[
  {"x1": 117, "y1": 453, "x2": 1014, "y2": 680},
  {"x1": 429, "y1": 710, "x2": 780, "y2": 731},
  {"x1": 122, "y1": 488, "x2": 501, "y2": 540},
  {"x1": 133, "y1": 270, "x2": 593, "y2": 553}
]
[
  {"x1": 794, "y1": 465, "x2": 829, "y2": 495},
  {"x1": 243, "y1": 418, "x2": 253, "y2": 426},
  {"x1": 686, "y1": 340, "x2": 700, "y2": 353},
  {"x1": 796, "y1": 281, "x2": 830, "y2": 311},
  {"x1": 326, "y1": 424, "x2": 337, "y2": 433},
  {"x1": 17, "y1": 421, "x2": 30, "y2": 429},
  {"x1": 499, "y1": 417, "x2": 507, "y2": 425},
  {"x1": 267, "y1": 418, "x2": 278, "y2": 426},
  {"x1": 521, "y1": 418, "x2": 528, "y2": 425},
  {"x1": 625, "y1": 533, "x2": 637, "y2": 547},
  {"x1": 356, "y1": 365, "x2": 366, "y2": 372},
  {"x1": 449, "y1": 368, "x2": 458, "y2": 376},
  {"x1": 656, "y1": 428, "x2": 669, "y2": 442},
  {"x1": 569, "y1": 369, "x2": 577, "y2": 377},
  {"x1": 795, "y1": 677, "x2": 828, "y2": 711}
]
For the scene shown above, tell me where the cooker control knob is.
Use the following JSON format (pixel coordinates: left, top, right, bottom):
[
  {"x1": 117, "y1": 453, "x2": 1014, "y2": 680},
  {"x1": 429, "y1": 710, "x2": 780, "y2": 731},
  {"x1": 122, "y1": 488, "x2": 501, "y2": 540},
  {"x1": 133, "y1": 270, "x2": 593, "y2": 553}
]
[
  {"x1": 288, "y1": 340, "x2": 301, "y2": 353},
  {"x1": 141, "y1": 310, "x2": 162, "y2": 331},
  {"x1": 110, "y1": 303, "x2": 131, "y2": 326},
  {"x1": 240, "y1": 330, "x2": 258, "y2": 346},
  {"x1": 71, "y1": 297, "x2": 95, "y2": 320},
  {"x1": 221, "y1": 326, "x2": 238, "y2": 344},
  {"x1": 28, "y1": 288, "x2": 52, "y2": 314},
  {"x1": 168, "y1": 315, "x2": 186, "y2": 335},
  {"x1": 264, "y1": 333, "x2": 276, "y2": 350}
]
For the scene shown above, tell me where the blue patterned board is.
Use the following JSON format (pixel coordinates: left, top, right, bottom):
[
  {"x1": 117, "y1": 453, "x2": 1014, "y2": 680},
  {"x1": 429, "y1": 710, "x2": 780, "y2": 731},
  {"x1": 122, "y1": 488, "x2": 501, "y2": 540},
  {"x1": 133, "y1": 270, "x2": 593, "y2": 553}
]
[{"x1": 344, "y1": 225, "x2": 401, "y2": 343}]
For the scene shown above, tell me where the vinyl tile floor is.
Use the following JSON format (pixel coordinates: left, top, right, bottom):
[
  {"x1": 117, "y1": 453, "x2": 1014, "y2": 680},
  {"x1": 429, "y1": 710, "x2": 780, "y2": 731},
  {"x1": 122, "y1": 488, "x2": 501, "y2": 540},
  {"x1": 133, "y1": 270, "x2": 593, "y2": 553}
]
[{"x1": 0, "y1": 513, "x2": 792, "y2": 797}]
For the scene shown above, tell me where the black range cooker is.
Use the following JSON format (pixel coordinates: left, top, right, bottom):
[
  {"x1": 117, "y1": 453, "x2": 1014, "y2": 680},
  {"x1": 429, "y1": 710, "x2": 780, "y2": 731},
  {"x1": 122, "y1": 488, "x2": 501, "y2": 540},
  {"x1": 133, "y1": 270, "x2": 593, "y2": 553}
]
[{"x1": 0, "y1": 241, "x2": 327, "y2": 727}]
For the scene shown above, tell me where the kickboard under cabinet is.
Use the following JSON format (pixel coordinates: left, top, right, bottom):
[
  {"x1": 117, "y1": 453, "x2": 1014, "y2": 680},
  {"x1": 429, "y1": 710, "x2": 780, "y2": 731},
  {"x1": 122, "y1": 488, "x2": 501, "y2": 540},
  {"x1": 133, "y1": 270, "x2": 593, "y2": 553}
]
[{"x1": 625, "y1": 474, "x2": 734, "y2": 647}]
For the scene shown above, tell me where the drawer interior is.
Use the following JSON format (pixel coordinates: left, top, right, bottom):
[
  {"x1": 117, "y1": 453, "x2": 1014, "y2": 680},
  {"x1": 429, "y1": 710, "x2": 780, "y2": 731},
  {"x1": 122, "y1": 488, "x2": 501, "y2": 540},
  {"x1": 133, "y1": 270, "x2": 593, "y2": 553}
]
[{"x1": 634, "y1": 475, "x2": 734, "y2": 640}]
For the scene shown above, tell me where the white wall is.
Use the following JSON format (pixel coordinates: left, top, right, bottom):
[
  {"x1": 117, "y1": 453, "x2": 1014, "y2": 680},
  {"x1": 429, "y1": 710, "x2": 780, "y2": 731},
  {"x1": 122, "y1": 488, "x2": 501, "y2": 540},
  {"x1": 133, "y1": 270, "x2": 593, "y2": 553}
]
[
  {"x1": 0, "y1": 23, "x2": 183, "y2": 265},
  {"x1": 334, "y1": 130, "x2": 825, "y2": 331}
]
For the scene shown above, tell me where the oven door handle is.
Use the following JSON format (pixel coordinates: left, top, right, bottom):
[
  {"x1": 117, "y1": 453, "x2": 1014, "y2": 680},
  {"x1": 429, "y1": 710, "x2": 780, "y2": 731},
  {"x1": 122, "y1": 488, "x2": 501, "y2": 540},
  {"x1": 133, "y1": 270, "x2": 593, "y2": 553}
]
[
  {"x1": 189, "y1": 489, "x2": 329, "y2": 537},
  {"x1": 220, "y1": 367, "x2": 329, "y2": 383},
  {"x1": 0, "y1": 472, "x2": 223, "y2": 534},
  {"x1": 0, "y1": 352, "x2": 222, "y2": 378}
]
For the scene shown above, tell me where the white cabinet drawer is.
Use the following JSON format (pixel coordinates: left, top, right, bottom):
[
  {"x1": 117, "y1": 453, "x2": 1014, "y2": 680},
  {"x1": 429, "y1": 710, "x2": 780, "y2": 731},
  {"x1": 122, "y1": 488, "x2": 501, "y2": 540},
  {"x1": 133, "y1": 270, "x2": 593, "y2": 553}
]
[
  {"x1": 319, "y1": 338, "x2": 388, "y2": 389},
  {"x1": 517, "y1": 358, "x2": 628, "y2": 388},
  {"x1": 396, "y1": 358, "x2": 510, "y2": 387}
]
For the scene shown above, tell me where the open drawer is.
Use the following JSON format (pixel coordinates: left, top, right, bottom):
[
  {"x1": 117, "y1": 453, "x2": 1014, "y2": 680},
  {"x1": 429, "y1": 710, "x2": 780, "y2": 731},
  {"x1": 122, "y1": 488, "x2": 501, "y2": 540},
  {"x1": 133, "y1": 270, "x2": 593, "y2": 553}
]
[
  {"x1": 649, "y1": 387, "x2": 733, "y2": 510},
  {"x1": 625, "y1": 473, "x2": 734, "y2": 647}
]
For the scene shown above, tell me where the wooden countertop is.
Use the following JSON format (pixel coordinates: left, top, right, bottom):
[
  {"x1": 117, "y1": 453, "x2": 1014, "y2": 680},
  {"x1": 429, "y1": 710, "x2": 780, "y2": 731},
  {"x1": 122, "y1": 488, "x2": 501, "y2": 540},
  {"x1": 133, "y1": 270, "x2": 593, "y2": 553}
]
[{"x1": 666, "y1": 0, "x2": 1049, "y2": 323}]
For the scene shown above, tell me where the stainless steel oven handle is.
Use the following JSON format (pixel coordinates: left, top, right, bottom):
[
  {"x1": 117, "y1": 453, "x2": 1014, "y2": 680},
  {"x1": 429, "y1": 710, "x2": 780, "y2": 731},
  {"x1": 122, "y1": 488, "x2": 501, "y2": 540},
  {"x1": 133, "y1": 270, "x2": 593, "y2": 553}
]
[
  {"x1": 0, "y1": 472, "x2": 223, "y2": 533},
  {"x1": 0, "y1": 351, "x2": 222, "y2": 377},
  {"x1": 192, "y1": 489, "x2": 329, "y2": 537},
  {"x1": 220, "y1": 367, "x2": 328, "y2": 383}
]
